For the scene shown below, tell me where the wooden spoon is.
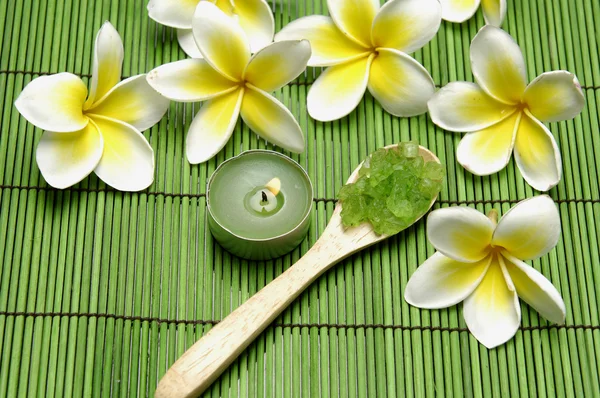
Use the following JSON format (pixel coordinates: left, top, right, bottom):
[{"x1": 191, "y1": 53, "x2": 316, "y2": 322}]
[{"x1": 155, "y1": 145, "x2": 440, "y2": 398}]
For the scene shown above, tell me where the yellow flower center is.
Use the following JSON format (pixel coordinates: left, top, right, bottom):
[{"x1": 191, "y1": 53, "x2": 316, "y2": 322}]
[
  {"x1": 488, "y1": 244, "x2": 505, "y2": 255},
  {"x1": 215, "y1": 0, "x2": 235, "y2": 16},
  {"x1": 371, "y1": 48, "x2": 382, "y2": 58},
  {"x1": 517, "y1": 102, "x2": 530, "y2": 113}
]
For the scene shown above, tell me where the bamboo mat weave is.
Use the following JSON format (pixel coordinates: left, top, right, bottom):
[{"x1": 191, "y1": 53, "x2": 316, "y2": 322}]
[{"x1": 1, "y1": 0, "x2": 600, "y2": 396}]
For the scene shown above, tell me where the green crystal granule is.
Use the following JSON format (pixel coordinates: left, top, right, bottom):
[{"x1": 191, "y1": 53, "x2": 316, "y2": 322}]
[{"x1": 338, "y1": 142, "x2": 445, "y2": 235}]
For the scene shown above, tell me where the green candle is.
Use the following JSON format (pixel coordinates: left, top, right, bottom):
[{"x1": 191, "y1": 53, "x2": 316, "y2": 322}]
[{"x1": 207, "y1": 150, "x2": 313, "y2": 260}]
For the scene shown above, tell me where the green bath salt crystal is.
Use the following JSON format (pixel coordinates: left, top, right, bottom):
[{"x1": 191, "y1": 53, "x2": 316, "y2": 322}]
[{"x1": 338, "y1": 142, "x2": 444, "y2": 235}]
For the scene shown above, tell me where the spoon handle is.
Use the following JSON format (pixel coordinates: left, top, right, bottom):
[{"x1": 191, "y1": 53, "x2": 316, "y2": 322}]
[{"x1": 154, "y1": 238, "x2": 342, "y2": 398}]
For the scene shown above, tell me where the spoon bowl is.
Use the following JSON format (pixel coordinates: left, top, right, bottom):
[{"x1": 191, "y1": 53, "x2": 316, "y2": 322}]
[{"x1": 155, "y1": 145, "x2": 440, "y2": 398}]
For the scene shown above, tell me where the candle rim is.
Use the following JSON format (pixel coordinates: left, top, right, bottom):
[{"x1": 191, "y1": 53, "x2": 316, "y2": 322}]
[{"x1": 206, "y1": 149, "x2": 314, "y2": 242}]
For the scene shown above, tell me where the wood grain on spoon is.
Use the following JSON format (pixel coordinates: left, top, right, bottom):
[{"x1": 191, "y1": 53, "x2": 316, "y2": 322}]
[{"x1": 155, "y1": 145, "x2": 440, "y2": 398}]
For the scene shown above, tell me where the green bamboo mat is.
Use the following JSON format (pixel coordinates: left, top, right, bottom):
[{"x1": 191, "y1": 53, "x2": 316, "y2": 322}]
[{"x1": 1, "y1": 0, "x2": 599, "y2": 396}]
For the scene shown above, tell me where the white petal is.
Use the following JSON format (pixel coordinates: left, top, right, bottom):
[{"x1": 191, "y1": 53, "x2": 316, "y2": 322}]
[
  {"x1": 427, "y1": 82, "x2": 517, "y2": 132},
  {"x1": 463, "y1": 257, "x2": 521, "y2": 349},
  {"x1": 439, "y1": 0, "x2": 480, "y2": 23},
  {"x1": 15, "y1": 73, "x2": 89, "y2": 132},
  {"x1": 456, "y1": 111, "x2": 520, "y2": 176},
  {"x1": 367, "y1": 48, "x2": 435, "y2": 117},
  {"x1": 86, "y1": 75, "x2": 170, "y2": 132},
  {"x1": 481, "y1": 0, "x2": 507, "y2": 27},
  {"x1": 36, "y1": 122, "x2": 102, "y2": 189},
  {"x1": 523, "y1": 71, "x2": 585, "y2": 123},
  {"x1": 85, "y1": 22, "x2": 124, "y2": 107},
  {"x1": 244, "y1": 40, "x2": 312, "y2": 92},
  {"x1": 327, "y1": 0, "x2": 380, "y2": 47},
  {"x1": 274, "y1": 16, "x2": 370, "y2": 67},
  {"x1": 146, "y1": 59, "x2": 238, "y2": 102},
  {"x1": 371, "y1": 0, "x2": 442, "y2": 54},
  {"x1": 426, "y1": 206, "x2": 495, "y2": 263},
  {"x1": 91, "y1": 116, "x2": 155, "y2": 191},
  {"x1": 307, "y1": 55, "x2": 373, "y2": 122},
  {"x1": 513, "y1": 110, "x2": 562, "y2": 192},
  {"x1": 147, "y1": 0, "x2": 198, "y2": 29},
  {"x1": 470, "y1": 25, "x2": 528, "y2": 105},
  {"x1": 234, "y1": 0, "x2": 275, "y2": 53},
  {"x1": 492, "y1": 195, "x2": 560, "y2": 260},
  {"x1": 177, "y1": 28, "x2": 204, "y2": 58},
  {"x1": 192, "y1": 2, "x2": 250, "y2": 81},
  {"x1": 404, "y1": 252, "x2": 491, "y2": 309},
  {"x1": 186, "y1": 88, "x2": 244, "y2": 164},
  {"x1": 502, "y1": 252, "x2": 566, "y2": 324},
  {"x1": 240, "y1": 85, "x2": 305, "y2": 153}
]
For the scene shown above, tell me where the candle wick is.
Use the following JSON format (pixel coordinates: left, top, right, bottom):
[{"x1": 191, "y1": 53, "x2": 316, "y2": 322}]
[{"x1": 261, "y1": 191, "x2": 268, "y2": 203}]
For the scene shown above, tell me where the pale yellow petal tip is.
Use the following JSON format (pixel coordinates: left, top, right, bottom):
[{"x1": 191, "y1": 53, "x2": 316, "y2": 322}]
[
  {"x1": 570, "y1": 73, "x2": 584, "y2": 96},
  {"x1": 100, "y1": 20, "x2": 117, "y2": 32},
  {"x1": 440, "y1": 0, "x2": 479, "y2": 23},
  {"x1": 266, "y1": 177, "x2": 281, "y2": 196},
  {"x1": 487, "y1": 209, "x2": 499, "y2": 225}
]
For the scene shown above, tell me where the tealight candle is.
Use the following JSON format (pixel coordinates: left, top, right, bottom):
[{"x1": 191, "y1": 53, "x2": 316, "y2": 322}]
[{"x1": 207, "y1": 150, "x2": 313, "y2": 260}]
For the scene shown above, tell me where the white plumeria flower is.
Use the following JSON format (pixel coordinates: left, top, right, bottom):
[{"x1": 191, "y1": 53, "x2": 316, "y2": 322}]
[
  {"x1": 405, "y1": 195, "x2": 566, "y2": 349},
  {"x1": 440, "y1": 0, "x2": 506, "y2": 26},
  {"x1": 428, "y1": 26, "x2": 585, "y2": 192},
  {"x1": 275, "y1": 0, "x2": 441, "y2": 122},
  {"x1": 15, "y1": 22, "x2": 169, "y2": 191},
  {"x1": 146, "y1": 2, "x2": 310, "y2": 164},
  {"x1": 147, "y1": 0, "x2": 274, "y2": 59}
]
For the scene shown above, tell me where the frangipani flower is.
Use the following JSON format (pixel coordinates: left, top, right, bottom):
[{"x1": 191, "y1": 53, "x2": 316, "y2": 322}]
[
  {"x1": 440, "y1": 0, "x2": 506, "y2": 26},
  {"x1": 147, "y1": 0, "x2": 274, "y2": 59},
  {"x1": 275, "y1": 0, "x2": 441, "y2": 122},
  {"x1": 147, "y1": 2, "x2": 310, "y2": 164},
  {"x1": 405, "y1": 196, "x2": 565, "y2": 349},
  {"x1": 428, "y1": 26, "x2": 585, "y2": 192},
  {"x1": 15, "y1": 22, "x2": 169, "y2": 191}
]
